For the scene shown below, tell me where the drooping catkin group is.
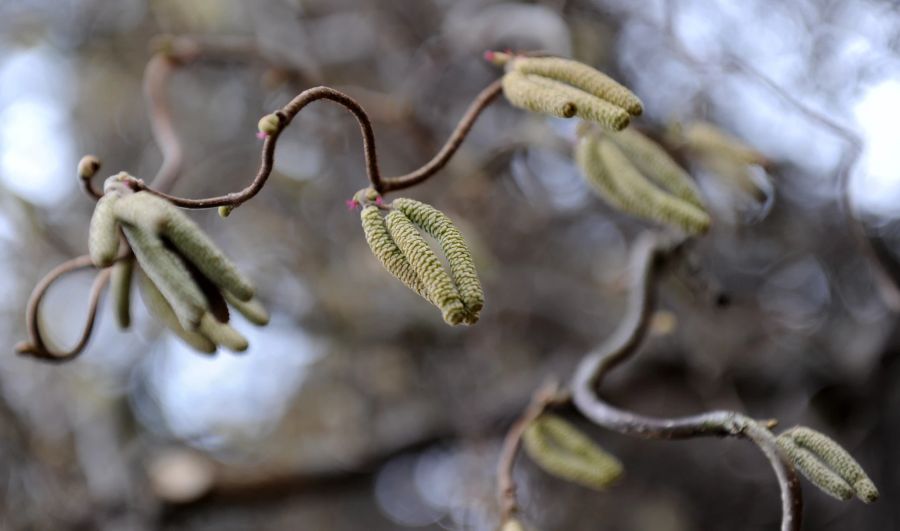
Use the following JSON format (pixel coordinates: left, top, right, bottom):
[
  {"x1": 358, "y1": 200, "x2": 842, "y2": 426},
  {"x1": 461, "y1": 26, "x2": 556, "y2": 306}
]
[
  {"x1": 576, "y1": 128, "x2": 711, "y2": 235},
  {"x1": 494, "y1": 54, "x2": 642, "y2": 131},
  {"x1": 522, "y1": 413, "x2": 623, "y2": 491},
  {"x1": 88, "y1": 173, "x2": 269, "y2": 353},
  {"x1": 360, "y1": 198, "x2": 483, "y2": 326},
  {"x1": 669, "y1": 121, "x2": 771, "y2": 203},
  {"x1": 776, "y1": 426, "x2": 878, "y2": 503}
]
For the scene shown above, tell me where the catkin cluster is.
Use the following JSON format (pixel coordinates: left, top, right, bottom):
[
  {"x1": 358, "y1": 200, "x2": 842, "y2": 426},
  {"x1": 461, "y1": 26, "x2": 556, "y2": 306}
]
[
  {"x1": 89, "y1": 173, "x2": 269, "y2": 353},
  {"x1": 669, "y1": 121, "x2": 770, "y2": 203},
  {"x1": 576, "y1": 128, "x2": 711, "y2": 235},
  {"x1": 522, "y1": 413, "x2": 623, "y2": 491},
  {"x1": 494, "y1": 54, "x2": 642, "y2": 131},
  {"x1": 776, "y1": 426, "x2": 878, "y2": 503},
  {"x1": 360, "y1": 198, "x2": 483, "y2": 326}
]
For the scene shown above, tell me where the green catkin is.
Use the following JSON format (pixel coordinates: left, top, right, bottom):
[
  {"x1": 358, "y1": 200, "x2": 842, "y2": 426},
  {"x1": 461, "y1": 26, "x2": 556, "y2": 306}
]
[
  {"x1": 88, "y1": 192, "x2": 121, "y2": 267},
  {"x1": 681, "y1": 121, "x2": 767, "y2": 166},
  {"x1": 197, "y1": 313, "x2": 248, "y2": 352},
  {"x1": 522, "y1": 414, "x2": 623, "y2": 491},
  {"x1": 393, "y1": 199, "x2": 484, "y2": 323},
  {"x1": 510, "y1": 56, "x2": 643, "y2": 116},
  {"x1": 576, "y1": 133, "x2": 634, "y2": 214},
  {"x1": 780, "y1": 427, "x2": 879, "y2": 503},
  {"x1": 137, "y1": 270, "x2": 216, "y2": 354},
  {"x1": 360, "y1": 206, "x2": 430, "y2": 301},
  {"x1": 385, "y1": 210, "x2": 466, "y2": 325},
  {"x1": 526, "y1": 75, "x2": 630, "y2": 131},
  {"x1": 115, "y1": 192, "x2": 255, "y2": 301},
  {"x1": 122, "y1": 224, "x2": 207, "y2": 330},
  {"x1": 501, "y1": 519, "x2": 527, "y2": 531},
  {"x1": 501, "y1": 71, "x2": 577, "y2": 119},
  {"x1": 777, "y1": 434, "x2": 854, "y2": 501},
  {"x1": 597, "y1": 139, "x2": 711, "y2": 235},
  {"x1": 110, "y1": 257, "x2": 134, "y2": 329},
  {"x1": 223, "y1": 291, "x2": 270, "y2": 326},
  {"x1": 609, "y1": 128, "x2": 705, "y2": 209}
]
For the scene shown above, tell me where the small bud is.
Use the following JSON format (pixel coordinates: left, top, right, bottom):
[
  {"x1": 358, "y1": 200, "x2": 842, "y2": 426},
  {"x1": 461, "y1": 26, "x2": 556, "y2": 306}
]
[
  {"x1": 257, "y1": 113, "x2": 281, "y2": 136},
  {"x1": 218, "y1": 205, "x2": 234, "y2": 218},
  {"x1": 77, "y1": 155, "x2": 101, "y2": 179},
  {"x1": 484, "y1": 50, "x2": 512, "y2": 66},
  {"x1": 346, "y1": 199, "x2": 360, "y2": 210}
]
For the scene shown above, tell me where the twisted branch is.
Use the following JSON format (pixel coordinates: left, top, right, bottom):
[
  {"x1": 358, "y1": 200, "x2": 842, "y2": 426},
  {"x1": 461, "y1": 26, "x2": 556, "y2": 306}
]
[
  {"x1": 495, "y1": 380, "x2": 570, "y2": 523},
  {"x1": 569, "y1": 232, "x2": 802, "y2": 531},
  {"x1": 14, "y1": 255, "x2": 111, "y2": 363},
  {"x1": 131, "y1": 79, "x2": 503, "y2": 208}
]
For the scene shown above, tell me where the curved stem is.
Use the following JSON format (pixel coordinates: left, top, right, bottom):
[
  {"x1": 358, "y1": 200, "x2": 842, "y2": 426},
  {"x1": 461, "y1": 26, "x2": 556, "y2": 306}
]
[
  {"x1": 14, "y1": 255, "x2": 111, "y2": 363},
  {"x1": 496, "y1": 381, "x2": 568, "y2": 523},
  {"x1": 132, "y1": 79, "x2": 504, "y2": 208},
  {"x1": 570, "y1": 232, "x2": 802, "y2": 531},
  {"x1": 144, "y1": 53, "x2": 187, "y2": 194}
]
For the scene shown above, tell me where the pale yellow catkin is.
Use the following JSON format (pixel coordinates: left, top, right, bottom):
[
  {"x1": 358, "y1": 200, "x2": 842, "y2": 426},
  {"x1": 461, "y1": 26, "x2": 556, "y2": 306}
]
[
  {"x1": 360, "y1": 206, "x2": 430, "y2": 302},
  {"x1": 575, "y1": 133, "x2": 634, "y2": 215},
  {"x1": 223, "y1": 291, "x2": 270, "y2": 326},
  {"x1": 597, "y1": 139, "x2": 711, "y2": 235},
  {"x1": 114, "y1": 192, "x2": 255, "y2": 302},
  {"x1": 110, "y1": 257, "x2": 134, "y2": 329},
  {"x1": 197, "y1": 313, "x2": 248, "y2": 352},
  {"x1": 122, "y1": 224, "x2": 208, "y2": 330},
  {"x1": 510, "y1": 56, "x2": 643, "y2": 115},
  {"x1": 609, "y1": 128, "x2": 705, "y2": 209},
  {"x1": 88, "y1": 192, "x2": 121, "y2": 268},
  {"x1": 780, "y1": 427, "x2": 879, "y2": 503},
  {"x1": 526, "y1": 75, "x2": 630, "y2": 131},
  {"x1": 137, "y1": 270, "x2": 216, "y2": 354},
  {"x1": 681, "y1": 121, "x2": 767, "y2": 166},
  {"x1": 523, "y1": 414, "x2": 623, "y2": 491},
  {"x1": 385, "y1": 210, "x2": 467, "y2": 325},
  {"x1": 393, "y1": 199, "x2": 484, "y2": 324},
  {"x1": 502, "y1": 71, "x2": 577, "y2": 119}
]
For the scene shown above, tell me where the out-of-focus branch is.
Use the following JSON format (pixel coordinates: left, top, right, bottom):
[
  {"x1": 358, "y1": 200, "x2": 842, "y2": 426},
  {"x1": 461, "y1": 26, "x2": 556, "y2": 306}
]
[
  {"x1": 569, "y1": 232, "x2": 803, "y2": 531},
  {"x1": 14, "y1": 255, "x2": 111, "y2": 362},
  {"x1": 495, "y1": 380, "x2": 569, "y2": 524}
]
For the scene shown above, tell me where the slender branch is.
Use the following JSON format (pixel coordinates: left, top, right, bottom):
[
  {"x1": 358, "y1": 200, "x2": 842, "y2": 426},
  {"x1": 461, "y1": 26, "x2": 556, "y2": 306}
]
[
  {"x1": 144, "y1": 53, "x2": 187, "y2": 194},
  {"x1": 495, "y1": 380, "x2": 569, "y2": 523},
  {"x1": 14, "y1": 255, "x2": 111, "y2": 363},
  {"x1": 570, "y1": 232, "x2": 802, "y2": 531},
  {"x1": 131, "y1": 79, "x2": 504, "y2": 208}
]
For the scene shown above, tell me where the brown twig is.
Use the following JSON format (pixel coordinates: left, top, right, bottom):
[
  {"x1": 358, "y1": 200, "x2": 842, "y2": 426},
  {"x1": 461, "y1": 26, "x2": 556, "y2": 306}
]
[
  {"x1": 569, "y1": 232, "x2": 802, "y2": 531},
  {"x1": 14, "y1": 255, "x2": 111, "y2": 363},
  {"x1": 495, "y1": 380, "x2": 569, "y2": 523},
  {"x1": 130, "y1": 79, "x2": 504, "y2": 208}
]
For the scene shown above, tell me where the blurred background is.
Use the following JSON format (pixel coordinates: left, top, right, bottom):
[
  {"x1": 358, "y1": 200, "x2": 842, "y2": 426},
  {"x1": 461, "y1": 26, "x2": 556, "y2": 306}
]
[{"x1": 1, "y1": 0, "x2": 899, "y2": 529}]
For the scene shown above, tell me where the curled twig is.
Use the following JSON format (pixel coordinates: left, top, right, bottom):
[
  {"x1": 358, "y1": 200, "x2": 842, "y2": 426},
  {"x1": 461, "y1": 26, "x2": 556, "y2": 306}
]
[
  {"x1": 14, "y1": 255, "x2": 112, "y2": 363},
  {"x1": 569, "y1": 232, "x2": 803, "y2": 531},
  {"x1": 496, "y1": 380, "x2": 570, "y2": 525},
  {"x1": 127, "y1": 79, "x2": 504, "y2": 210}
]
